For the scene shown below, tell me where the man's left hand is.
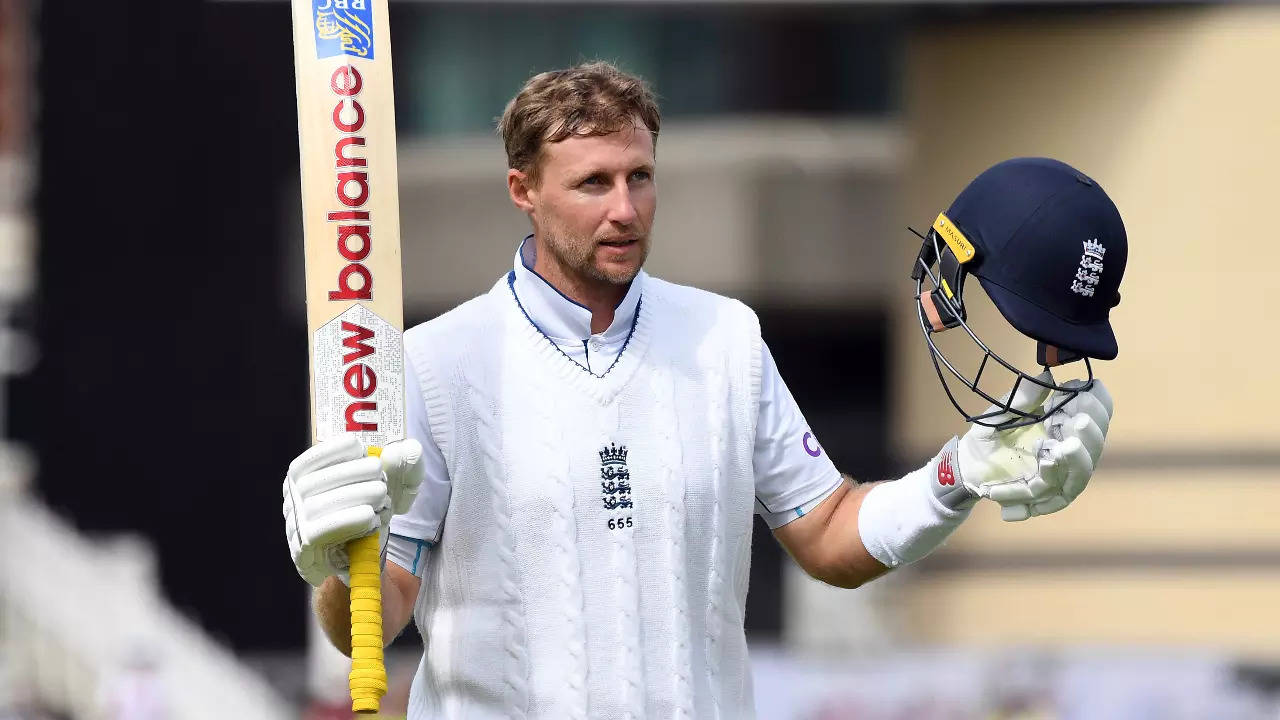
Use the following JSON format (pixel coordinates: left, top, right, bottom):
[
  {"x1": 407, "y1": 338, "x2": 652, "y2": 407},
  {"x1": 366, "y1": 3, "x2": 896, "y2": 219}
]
[{"x1": 956, "y1": 375, "x2": 1113, "y2": 521}]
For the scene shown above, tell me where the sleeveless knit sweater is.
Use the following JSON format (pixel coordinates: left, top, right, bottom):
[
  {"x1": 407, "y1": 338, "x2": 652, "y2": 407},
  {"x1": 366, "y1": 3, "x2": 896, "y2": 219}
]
[{"x1": 404, "y1": 274, "x2": 763, "y2": 720}]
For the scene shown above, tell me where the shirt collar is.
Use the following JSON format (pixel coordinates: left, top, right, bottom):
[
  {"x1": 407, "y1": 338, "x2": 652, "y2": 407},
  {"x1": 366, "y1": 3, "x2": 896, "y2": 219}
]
[{"x1": 511, "y1": 235, "x2": 644, "y2": 342}]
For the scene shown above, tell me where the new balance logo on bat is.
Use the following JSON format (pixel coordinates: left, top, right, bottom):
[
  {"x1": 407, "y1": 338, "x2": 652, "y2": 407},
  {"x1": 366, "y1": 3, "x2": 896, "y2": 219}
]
[
  {"x1": 340, "y1": 321, "x2": 378, "y2": 431},
  {"x1": 327, "y1": 64, "x2": 377, "y2": 303},
  {"x1": 311, "y1": 305, "x2": 401, "y2": 441}
]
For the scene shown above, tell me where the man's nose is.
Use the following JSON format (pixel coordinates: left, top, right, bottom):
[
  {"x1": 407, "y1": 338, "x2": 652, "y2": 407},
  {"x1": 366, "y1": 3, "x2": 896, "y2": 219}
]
[{"x1": 607, "y1": 185, "x2": 638, "y2": 226}]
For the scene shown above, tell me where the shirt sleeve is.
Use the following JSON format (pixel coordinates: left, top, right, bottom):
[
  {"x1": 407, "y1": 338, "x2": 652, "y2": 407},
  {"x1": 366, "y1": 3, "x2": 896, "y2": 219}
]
[
  {"x1": 386, "y1": 533, "x2": 434, "y2": 578},
  {"x1": 753, "y1": 341, "x2": 844, "y2": 529},
  {"x1": 387, "y1": 352, "x2": 452, "y2": 543}
]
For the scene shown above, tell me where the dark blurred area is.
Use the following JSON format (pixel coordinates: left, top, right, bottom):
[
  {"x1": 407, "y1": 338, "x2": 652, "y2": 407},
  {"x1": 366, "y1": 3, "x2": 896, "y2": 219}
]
[{"x1": 17, "y1": 0, "x2": 309, "y2": 650}]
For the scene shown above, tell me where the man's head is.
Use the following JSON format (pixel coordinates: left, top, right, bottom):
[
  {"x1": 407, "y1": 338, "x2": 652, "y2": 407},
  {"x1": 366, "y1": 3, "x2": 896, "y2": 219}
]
[{"x1": 501, "y1": 62, "x2": 661, "y2": 296}]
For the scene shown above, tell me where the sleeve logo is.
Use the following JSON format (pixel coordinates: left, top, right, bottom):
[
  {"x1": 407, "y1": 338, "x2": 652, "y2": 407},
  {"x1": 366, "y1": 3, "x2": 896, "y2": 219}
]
[
  {"x1": 313, "y1": 0, "x2": 375, "y2": 60},
  {"x1": 802, "y1": 431, "x2": 823, "y2": 458}
]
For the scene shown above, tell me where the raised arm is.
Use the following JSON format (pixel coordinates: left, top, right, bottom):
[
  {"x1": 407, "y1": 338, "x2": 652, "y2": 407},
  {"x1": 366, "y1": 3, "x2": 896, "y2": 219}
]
[
  {"x1": 774, "y1": 375, "x2": 1113, "y2": 587},
  {"x1": 282, "y1": 434, "x2": 427, "y2": 653},
  {"x1": 772, "y1": 477, "x2": 888, "y2": 588}
]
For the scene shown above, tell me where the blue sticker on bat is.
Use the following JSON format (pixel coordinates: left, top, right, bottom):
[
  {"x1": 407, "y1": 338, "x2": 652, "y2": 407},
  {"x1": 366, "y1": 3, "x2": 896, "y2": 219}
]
[{"x1": 313, "y1": 0, "x2": 374, "y2": 60}]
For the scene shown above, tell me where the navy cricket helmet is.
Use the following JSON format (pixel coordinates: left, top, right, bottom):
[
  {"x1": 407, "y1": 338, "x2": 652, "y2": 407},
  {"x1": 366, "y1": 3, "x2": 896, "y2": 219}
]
[{"x1": 911, "y1": 157, "x2": 1127, "y2": 429}]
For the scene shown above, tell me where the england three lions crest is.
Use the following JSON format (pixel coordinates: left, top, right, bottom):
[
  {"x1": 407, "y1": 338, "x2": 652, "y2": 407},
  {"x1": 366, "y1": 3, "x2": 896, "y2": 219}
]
[
  {"x1": 1070, "y1": 238, "x2": 1106, "y2": 298},
  {"x1": 600, "y1": 442, "x2": 634, "y2": 514}
]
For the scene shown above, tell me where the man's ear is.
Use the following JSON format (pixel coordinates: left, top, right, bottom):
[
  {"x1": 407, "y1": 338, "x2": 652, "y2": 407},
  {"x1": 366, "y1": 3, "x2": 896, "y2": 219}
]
[{"x1": 508, "y1": 168, "x2": 536, "y2": 214}]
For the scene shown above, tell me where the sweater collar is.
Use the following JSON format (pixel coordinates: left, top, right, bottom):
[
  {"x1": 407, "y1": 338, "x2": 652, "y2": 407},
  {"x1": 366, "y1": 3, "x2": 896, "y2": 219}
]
[{"x1": 511, "y1": 235, "x2": 645, "y2": 342}]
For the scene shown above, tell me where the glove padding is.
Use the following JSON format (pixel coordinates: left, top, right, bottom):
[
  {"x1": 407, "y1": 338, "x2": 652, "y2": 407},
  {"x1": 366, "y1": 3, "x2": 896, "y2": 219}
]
[
  {"x1": 955, "y1": 373, "x2": 1113, "y2": 521},
  {"x1": 283, "y1": 434, "x2": 425, "y2": 587}
]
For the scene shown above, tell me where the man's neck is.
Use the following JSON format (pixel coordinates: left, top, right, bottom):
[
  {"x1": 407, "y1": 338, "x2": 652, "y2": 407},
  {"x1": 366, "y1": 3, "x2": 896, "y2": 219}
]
[{"x1": 532, "y1": 248, "x2": 627, "y2": 335}]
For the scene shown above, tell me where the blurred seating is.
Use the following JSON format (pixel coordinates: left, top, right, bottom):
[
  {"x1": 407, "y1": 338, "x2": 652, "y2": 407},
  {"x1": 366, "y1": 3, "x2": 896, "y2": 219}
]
[{"x1": 0, "y1": 447, "x2": 291, "y2": 720}]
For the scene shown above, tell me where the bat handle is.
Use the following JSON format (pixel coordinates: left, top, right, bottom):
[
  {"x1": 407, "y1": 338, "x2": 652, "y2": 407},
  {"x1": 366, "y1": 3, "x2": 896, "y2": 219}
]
[{"x1": 348, "y1": 445, "x2": 388, "y2": 713}]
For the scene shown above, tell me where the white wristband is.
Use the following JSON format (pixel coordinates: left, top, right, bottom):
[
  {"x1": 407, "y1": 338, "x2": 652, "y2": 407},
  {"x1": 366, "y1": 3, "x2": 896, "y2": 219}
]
[{"x1": 857, "y1": 440, "x2": 975, "y2": 568}]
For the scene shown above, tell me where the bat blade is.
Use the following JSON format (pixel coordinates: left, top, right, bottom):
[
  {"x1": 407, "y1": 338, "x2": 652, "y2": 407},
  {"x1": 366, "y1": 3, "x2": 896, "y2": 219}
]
[{"x1": 289, "y1": 0, "x2": 404, "y2": 713}]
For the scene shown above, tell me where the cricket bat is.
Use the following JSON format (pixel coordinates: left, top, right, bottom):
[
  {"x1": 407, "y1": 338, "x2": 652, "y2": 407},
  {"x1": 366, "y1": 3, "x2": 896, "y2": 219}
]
[{"x1": 290, "y1": 0, "x2": 405, "y2": 712}]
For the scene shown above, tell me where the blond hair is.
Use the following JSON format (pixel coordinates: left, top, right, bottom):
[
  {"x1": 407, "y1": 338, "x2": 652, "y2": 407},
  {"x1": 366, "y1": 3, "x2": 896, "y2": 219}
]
[{"x1": 498, "y1": 61, "x2": 661, "y2": 184}]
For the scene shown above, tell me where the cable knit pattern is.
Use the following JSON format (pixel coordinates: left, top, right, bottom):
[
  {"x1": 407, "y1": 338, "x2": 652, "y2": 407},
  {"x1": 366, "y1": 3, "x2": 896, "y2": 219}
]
[
  {"x1": 612, "y1": 497, "x2": 645, "y2": 719},
  {"x1": 400, "y1": 276, "x2": 762, "y2": 719},
  {"x1": 704, "y1": 359, "x2": 726, "y2": 720},
  {"x1": 536, "y1": 374, "x2": 592, "y2": 720},
  {"x1": 509, "y1": 279, "x2": 597, "y2": 719},
  {"x1": 468, "y1": 375, "x2": 530, "y2": 718},
  {"x1": 657, "y1": 364, "x2": 697, "y2": 720}
]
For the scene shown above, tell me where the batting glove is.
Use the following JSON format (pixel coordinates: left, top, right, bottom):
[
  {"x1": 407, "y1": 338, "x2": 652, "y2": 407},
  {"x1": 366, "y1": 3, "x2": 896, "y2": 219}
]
[
  {"x1": 283, "y1": 434, "x2": 425, "y2": 587},
  {"x1": 951, "y1": 373, "x2": 1113, "y2": 522}
]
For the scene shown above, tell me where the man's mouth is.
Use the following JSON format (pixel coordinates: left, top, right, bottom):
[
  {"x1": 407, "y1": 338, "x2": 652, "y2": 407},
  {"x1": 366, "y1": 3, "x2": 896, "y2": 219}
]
[{"x1": 600, "y1": 237, "x2": 638, "y2": 248}]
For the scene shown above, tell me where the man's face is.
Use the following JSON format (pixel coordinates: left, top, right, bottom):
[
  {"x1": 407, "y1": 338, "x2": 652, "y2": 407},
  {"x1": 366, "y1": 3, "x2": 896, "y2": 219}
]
[{"x1": 526, "y1": 123, "x2": 656, "y2": 287}]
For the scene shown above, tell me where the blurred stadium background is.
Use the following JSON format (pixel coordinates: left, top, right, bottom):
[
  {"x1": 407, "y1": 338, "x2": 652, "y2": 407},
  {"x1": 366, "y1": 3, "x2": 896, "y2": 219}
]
[{"x1": 2, "y1": 0, "x2": 1279, "y2": 718}]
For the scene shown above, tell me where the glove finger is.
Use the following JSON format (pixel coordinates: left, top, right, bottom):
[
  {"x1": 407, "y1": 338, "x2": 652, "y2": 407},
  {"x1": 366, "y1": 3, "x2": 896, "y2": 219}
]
[
  {"x1": 283, "y1": 481, "x2": 297, "y2": 518},
  {"x1": 1001, "y1": 504, "x2": 1031, "y2": 522},
  {"x1": 1065, "y1": 474, "x2": 1091, "y2": 504},
  {"x1": 376, "y1": 504, "x2": 394, "y2": 535},
  {"x1": 1054, "y1": 436, "x2": 1095, "y2": 501},
  {"x1": 981, "y1": 370, "x2": 1054, "y2": 428},
  {"x1": 1049, "y1": 384, "x2": 1112, "y2": 437},
  {"x1": 392, "y1": 486, "x2": 420, "y2": 516},
  {"x1": 1052, "y1": 379, "x2": 1113, "y2": 427},
  {"x1": 288, "y1": 434, "x2": 365, "y2": 479},
  {"x1": 1060, "y1": 412, "x2": 1106, "y2": 467},
  {"x1": 1026, "y1": 472, "x2": 1060, "y2": 501},
  {"x1": 297, "y1": 545, "x2": 339, "y2": 587},
  {"x1": 294, "y1": 455, "x2": 383, "y2": 499},
  {"x1": 308, "y1": 504, "x2": 380, "y2": 548},
  {"x1": 1083, "y1": 378, "x2": 1114, "y2": 420},
  {"x1": 284, "y1": 498, "x2": 299, "y2": 537},
  {"x1": 380, "y1": 438, "x2": 423, "y2": 482},
  {"x1": 1031, "y1": 494, "x2": 1070, "y2": 517},
  {"x1": 381, "y1": 439, "x2": 426, "y2": 513},
  {"x1": 323, "y1": 543, "x2": 350, "y2": 575},
  {"x1": 303, "y1": 478, "x2": 388, "y2": 522},
  {"x1": 1025, "y1": 435, "x2": 1065, "y2": 499},
  {"x1": 986, "y1": 480, "x2": 1036, "y2": 504}
]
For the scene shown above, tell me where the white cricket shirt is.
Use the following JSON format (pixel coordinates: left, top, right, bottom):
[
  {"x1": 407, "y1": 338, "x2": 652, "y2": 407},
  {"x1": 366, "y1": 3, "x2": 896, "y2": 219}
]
[{"x1": 388, "y1": 237, "x2": 842, "y2": 567}]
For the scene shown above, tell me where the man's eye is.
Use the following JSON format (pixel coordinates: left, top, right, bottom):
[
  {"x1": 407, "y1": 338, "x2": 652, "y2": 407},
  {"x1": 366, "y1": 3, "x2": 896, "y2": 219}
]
[
  {"x1": 630, "y1": 171, "x2": 652, "y2": 182},
  {"x1": 581, "y1": 175, "x2": 604, "y2": 186}
]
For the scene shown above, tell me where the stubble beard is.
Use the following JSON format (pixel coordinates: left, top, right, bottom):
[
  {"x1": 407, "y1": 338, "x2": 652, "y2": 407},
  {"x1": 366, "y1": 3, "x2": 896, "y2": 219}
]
[{"x1": 543, "y1": 225, "x2": 650, "y2": 289}]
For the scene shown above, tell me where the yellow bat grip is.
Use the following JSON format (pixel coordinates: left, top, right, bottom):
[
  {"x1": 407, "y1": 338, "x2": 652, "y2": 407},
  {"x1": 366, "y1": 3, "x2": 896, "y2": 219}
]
[{"x1": 348, "y1": 445, "x2": 387, "y2": 713}]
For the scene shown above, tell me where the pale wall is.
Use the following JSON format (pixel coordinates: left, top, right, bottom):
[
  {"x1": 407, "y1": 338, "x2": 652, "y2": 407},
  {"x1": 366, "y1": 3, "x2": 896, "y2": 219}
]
[
  {"x1": 897, "y1": 6, "x2": 1280, "y2": 455},
  {"x1": 891, "y1": 5, "x2": 1280, "y2": 655}
]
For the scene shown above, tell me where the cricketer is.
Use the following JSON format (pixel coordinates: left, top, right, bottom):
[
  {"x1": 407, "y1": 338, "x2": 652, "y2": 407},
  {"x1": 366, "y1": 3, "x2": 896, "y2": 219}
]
[{"x1": 283, "y1": 61, "x2": 1125, "y2": 718}]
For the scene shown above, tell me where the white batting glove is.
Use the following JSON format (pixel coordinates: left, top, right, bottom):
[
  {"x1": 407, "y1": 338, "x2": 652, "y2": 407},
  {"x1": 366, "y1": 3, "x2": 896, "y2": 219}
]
[
  {"x1": 282, "y1": 434, "x2": 425, "y2": 587},
  {"x1": 1035, "y1": 378, "x2": 1114, "y2": 514},
  {"x1": 952, "y1": 373, "x2": 1113, "y2": 521}
]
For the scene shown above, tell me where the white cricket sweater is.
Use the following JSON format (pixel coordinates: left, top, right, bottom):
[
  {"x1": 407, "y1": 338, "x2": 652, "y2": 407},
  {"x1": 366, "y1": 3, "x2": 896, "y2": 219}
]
[{"x1": 403, "y1": 273, "x2": 763, "y2": 720}]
